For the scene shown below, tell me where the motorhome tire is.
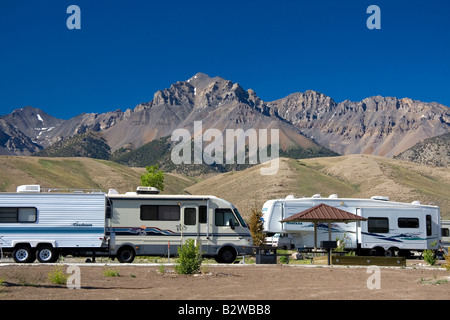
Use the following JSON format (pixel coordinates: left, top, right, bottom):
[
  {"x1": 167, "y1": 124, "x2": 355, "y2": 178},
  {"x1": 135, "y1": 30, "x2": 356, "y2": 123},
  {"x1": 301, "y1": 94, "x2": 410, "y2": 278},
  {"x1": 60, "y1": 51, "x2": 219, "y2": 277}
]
[
  {"x1": 117, "y1": 246, "x2": 135, "y2": 263},
  {"x1": 37, "y1": 245, "x2": 59, "y2": 263},
  {"x1": 216, "y1": 247, "x2": 237, "y2": 264},
  {"x1": 13, "y1": 246, "x2": 36, "y2": 263}
]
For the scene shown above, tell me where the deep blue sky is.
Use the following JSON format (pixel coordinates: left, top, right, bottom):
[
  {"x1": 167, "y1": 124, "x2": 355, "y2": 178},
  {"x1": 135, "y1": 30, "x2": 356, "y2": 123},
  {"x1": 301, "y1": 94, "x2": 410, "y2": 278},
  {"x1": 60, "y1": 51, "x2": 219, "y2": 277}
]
[{"x1": 0, "y1": 0, "x2": 449, "y2": 119}]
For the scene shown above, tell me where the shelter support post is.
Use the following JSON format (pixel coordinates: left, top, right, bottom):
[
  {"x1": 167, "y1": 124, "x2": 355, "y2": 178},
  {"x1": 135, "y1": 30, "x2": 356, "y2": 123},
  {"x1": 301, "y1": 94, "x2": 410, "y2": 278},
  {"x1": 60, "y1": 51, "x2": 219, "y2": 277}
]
[{"x1": 314, "y1": 222, "x2": 317, "y2": 250}]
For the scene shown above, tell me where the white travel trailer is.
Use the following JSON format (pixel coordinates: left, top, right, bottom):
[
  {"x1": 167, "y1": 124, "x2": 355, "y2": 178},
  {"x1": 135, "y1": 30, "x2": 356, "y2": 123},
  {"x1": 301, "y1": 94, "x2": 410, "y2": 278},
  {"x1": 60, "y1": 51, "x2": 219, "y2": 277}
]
[
  {"x1": 106, "y1": 187, "x2": 253, "y2": 263},
  {"x1": 262, "y1": 194, "x2": 441, "y2": 257},
  {"x1": 0, "y1": 185, "x2": 107, "y2": 263}
]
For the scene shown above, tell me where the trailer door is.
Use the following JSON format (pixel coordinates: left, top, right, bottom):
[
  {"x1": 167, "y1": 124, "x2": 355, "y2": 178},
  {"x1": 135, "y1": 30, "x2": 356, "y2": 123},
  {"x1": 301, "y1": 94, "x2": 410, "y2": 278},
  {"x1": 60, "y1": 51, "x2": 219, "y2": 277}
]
[{"x1": 181, "y1": 205, "x2": 199, "y2": 243}]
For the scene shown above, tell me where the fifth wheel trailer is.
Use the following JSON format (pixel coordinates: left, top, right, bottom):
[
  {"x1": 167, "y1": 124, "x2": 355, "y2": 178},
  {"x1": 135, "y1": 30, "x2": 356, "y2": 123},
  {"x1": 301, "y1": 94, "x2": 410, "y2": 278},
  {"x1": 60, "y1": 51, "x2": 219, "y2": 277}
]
[{"x1": 262, "y1": 194, "x2": 441, "y2": 257}]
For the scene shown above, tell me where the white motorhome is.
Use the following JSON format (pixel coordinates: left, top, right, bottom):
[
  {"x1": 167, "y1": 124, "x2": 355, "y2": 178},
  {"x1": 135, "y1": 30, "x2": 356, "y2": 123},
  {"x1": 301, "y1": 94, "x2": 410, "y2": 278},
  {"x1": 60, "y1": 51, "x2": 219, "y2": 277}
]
[
  {"x1": 106, "y1": 187, "x2": 253, "y2": 263},
  {"x1": 0, "y1": 185, "x2": 107, "y2": 263},
  {"x1": 262, "y1": 194, "x2": 441, "y2": 257}
]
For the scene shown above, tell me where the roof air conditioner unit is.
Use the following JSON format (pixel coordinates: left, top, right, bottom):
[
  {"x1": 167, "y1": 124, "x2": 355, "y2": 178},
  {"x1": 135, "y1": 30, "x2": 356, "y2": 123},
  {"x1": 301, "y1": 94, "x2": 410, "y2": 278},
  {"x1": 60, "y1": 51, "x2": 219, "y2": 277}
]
[
  {"x1": 16, "y1": 185, "x2": 41, "y2": 193},
  {"x1": 136, "y1": 186, "x2": 160, "y2": 194},
  {"x1": 371, "y1": 196, "x2": 390, "y2": 201}
]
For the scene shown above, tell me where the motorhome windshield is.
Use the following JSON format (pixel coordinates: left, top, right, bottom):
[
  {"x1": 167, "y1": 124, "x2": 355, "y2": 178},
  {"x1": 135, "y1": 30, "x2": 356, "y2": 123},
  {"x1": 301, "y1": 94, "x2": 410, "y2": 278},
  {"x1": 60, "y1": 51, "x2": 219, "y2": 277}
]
[{"x1": 232, "y1": 206, "x2": 247, "y2": 228}]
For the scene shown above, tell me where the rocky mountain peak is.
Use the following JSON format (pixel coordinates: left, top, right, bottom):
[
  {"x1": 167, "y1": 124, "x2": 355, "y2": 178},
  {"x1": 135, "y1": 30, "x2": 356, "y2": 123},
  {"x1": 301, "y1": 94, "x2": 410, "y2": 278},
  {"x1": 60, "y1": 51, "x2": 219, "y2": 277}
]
[{"x1": 0, "y1": 73, "x2": 448, "y2": 162}]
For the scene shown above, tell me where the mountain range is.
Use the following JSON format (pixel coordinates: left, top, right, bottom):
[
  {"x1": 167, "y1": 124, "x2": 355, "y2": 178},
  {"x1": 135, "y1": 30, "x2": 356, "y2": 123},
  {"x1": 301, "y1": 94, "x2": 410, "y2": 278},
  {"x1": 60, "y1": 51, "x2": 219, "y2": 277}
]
[{"x1": 1, "y1": 72, "x2": 449, "y2": 169}]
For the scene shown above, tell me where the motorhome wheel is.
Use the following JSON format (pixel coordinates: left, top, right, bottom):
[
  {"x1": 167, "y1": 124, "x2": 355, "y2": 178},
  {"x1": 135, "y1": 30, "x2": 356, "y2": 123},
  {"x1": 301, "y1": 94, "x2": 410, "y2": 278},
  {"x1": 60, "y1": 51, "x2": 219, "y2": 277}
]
[
  {"x1": 117, "y1": 246, "x2": 136, "y2": 263},
  {"x1": 216, "y1": 247, "x2": 237, "y2": 264}
]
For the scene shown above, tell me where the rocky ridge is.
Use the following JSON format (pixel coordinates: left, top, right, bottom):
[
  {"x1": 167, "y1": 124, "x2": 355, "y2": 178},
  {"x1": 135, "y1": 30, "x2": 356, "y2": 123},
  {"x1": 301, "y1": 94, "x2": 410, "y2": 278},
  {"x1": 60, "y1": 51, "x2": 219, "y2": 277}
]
[{"x1": 0, "y1": 73, "x2": 448, "y2": 161}]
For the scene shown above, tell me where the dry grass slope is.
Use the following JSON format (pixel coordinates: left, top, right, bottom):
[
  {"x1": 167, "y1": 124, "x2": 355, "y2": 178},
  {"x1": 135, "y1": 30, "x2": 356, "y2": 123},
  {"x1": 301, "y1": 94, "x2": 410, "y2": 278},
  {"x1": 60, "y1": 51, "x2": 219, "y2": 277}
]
[
  {"x1": 0, "y1": 156, "x2": 194, "y2": 195},
  {"x1": 0, "y1": 155, "x2": 448, "y2": 220},
  {"x1": 186, "y1": 155, "x2": 450, "y2": 220}
]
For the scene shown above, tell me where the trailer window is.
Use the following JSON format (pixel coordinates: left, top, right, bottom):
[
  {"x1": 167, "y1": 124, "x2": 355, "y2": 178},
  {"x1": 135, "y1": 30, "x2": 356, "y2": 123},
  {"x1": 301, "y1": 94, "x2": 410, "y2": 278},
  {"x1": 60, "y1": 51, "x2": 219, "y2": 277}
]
[
  {"x1": 0, "y1": 207, "x2": 37, "y2": 223},
  {"x1": 368, "y1": 217, "x2": 389, "y2": 233},
  {"x1": 215, "y1": 208, "x2": 239, "y2": 227},
  {"x1": 398, "y1": 218, "x2": 419, "y2": 228},
  {"x1": 426, "y1": 215, "x2": 432, "y2": 236},
  {"x1": 140, "y1": 205, "x2": 180, "y2": 221},
  {"x1": 442, "y1": 228, "x2": 449, "y2": 237}
]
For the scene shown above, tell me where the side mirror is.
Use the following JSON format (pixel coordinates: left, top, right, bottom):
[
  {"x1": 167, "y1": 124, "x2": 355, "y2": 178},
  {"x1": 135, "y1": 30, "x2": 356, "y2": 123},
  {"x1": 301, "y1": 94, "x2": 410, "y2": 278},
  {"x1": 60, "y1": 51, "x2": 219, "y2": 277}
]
[{"x1": 228, "y1": 218, "x2": 235, "y2": 230}]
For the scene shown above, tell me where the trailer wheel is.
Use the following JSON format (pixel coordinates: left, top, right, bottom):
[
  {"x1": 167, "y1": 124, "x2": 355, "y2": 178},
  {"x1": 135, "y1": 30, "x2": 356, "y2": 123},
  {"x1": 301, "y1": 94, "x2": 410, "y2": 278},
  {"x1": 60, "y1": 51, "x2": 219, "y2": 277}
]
[
  {"x1": 117, "y1": 246, "x2": 135, "y2": 263},
  {"x1": 37, "y1": 245, "x2": 59, "y2": 263},
  {"x1": 13, "y1": 246, "x2": 36, "y2": 263}
]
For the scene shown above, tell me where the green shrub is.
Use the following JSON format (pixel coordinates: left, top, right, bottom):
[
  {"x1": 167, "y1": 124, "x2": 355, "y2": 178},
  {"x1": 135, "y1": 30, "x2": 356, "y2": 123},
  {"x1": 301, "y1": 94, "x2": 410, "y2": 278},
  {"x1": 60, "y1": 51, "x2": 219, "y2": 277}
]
[
  {"x1": 48, "y1": 265, "x2": 69, "y2": 285},
  {"x1": 175, "y1": 239, "x2": 203, "y2": 274},
  {"x1": 103, "y1": 268, "x2": 120, "y2": 277},
  {"x1": 423, "y1": 241, "x2": 438, "y2": 266},
  {"x1": 443, "y1": 253, "x2": 450, "y2": 271},
  {"x1": 423, "y1": 249, "x2": 437, "y2": 266}
]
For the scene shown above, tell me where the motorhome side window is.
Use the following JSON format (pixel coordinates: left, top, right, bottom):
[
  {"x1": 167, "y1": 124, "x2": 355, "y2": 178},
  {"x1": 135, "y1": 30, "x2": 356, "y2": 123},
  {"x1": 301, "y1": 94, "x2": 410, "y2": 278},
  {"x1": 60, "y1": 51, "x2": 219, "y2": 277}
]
[
  {"x1": 184, "y1": 208, "x2": 196, "y2": 225},
  {"x1": 215, "y1": 208, "x2": 239, "y2": 226},
  {"x1": 368, "y1": 217, "x2": 389, "y2": 233},
  {"x1": 398, "y1": 218, "x2": 419, "y2": 228},
  {"x1": 140, "y1": 205, "x2": 180, "y2": 221},
  {"x1": 0, "y1": 207, "x2": 37, "y2": 223},
  {"x1": 199, "y1": 205, "x2": 207, "y2": 224}
]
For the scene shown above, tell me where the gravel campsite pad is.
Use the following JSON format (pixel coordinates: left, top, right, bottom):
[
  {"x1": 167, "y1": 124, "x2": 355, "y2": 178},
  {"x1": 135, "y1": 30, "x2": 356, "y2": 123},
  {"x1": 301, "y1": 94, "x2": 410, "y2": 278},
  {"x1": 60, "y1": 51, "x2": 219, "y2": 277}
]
[{"x1": 0, "y1": 263, "x2": 449, "y2": 300}]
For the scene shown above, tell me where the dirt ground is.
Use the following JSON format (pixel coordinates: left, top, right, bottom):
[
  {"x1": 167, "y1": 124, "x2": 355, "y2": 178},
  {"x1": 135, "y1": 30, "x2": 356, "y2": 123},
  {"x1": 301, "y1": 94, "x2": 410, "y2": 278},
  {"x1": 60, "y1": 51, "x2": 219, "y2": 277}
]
[{"x1": 1, "y1": 261, "x2": 449, "y2": 301}]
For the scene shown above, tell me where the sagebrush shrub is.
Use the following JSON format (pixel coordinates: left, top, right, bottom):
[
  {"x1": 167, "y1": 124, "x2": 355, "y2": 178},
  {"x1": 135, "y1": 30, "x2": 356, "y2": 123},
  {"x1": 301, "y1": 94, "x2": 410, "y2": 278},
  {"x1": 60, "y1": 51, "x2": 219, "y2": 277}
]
[{"x1": 175, "y1": 239, "x2": 203, "y2": 274}]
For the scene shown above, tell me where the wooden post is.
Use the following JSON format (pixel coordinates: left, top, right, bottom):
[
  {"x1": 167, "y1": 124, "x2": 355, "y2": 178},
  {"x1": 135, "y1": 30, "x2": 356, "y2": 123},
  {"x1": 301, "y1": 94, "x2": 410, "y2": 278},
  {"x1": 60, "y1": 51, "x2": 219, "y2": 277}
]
[
  {"x1": 328, "y1": 222, "x2": 331, "y2": 241},
  {"x1": 313, "y1": 222, "x2": 317, "y2": 250},
  {"x1": 328, "y1": 221, "x2": 332, "y2": 265}
]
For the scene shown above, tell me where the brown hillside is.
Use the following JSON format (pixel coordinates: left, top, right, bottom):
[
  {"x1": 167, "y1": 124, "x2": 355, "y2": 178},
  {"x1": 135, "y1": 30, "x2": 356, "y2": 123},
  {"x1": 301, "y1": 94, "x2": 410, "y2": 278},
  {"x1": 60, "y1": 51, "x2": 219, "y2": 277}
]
[{"x1": 186, "y1": 155, "x2": 450, "y2": 220}]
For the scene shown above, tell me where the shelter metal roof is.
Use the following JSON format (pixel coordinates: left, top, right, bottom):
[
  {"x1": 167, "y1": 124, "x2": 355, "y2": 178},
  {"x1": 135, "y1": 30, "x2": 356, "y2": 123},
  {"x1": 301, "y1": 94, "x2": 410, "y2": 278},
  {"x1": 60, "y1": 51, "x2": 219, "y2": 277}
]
[{"x1": 280, "y1": 203, "x2": 367, "y2": 223}]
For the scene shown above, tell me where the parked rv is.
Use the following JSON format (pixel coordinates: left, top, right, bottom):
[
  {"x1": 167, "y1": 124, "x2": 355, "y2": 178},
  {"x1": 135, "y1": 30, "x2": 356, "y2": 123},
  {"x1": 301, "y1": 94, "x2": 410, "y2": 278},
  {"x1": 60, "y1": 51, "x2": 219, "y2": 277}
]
[
  {"x1": 0, "y1": 185, "x2": 107, "y2": 263},
  {"x1": 0, "y1": 185, "x2": 253, "y2": 264},
  {"x1": 106, "y1": 186, "x2": 253, "y2": 263},
  {"x1": 262, "y1": 194, "x2": 441, "y2": 257}
]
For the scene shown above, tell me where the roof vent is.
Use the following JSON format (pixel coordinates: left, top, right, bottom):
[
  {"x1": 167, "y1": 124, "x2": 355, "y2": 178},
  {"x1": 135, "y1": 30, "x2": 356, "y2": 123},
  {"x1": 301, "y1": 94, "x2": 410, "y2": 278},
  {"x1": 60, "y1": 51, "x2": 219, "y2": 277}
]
[
  {"x1": 108, "y1": 189, "x2": 119, "y2": 195},
  {"x1": 411, "y1": 200, "x2": 421, "y2": 205},
  {"x1": 312, "y1": 194, "x2": 321, "y2": 198},
  {"x1": 285, "y1": 195, "x2": 295, "y2": 199},
  {"x1": 16, "y1": 185, "x2": 41, "y2": 193},
  {"x1": 136, "y1": 186, "x2": 160, "y2": 195},
  {"x1": 329, "y1": 194, "x2": 338, "y2": 199},
  {"x1": 371, "y1": 196, "x2": 390, "y2": 201}
]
